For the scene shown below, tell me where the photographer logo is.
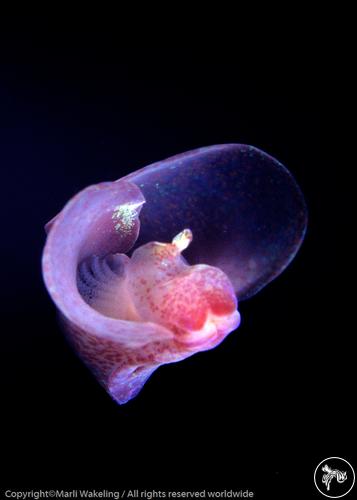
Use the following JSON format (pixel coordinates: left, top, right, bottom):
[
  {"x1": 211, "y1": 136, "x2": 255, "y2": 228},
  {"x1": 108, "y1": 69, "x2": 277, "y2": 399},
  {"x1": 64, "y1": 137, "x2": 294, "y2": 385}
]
[{"x1": 314, "y1": 457, "x2": 355, "y2": 498}]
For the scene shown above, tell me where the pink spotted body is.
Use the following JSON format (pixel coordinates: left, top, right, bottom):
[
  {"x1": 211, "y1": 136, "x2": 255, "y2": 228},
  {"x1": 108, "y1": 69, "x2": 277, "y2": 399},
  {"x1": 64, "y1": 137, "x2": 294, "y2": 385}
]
[
  {"x1": 126, "y1": 232, "x2": 240, "y2": 348},
  {"x1": 72, "y1": 228, "x2": 240, "y2": 404}
]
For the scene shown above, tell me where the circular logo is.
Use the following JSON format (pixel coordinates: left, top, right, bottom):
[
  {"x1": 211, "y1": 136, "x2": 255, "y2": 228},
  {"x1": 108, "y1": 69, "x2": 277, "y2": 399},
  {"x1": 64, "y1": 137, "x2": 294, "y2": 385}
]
[{"x1": 314, "y1": 457, "x2": 355, "y2": 498}]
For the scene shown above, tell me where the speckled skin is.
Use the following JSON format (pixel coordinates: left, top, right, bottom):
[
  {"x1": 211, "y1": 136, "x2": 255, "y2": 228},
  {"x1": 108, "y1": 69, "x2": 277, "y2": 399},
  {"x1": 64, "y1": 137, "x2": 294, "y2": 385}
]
[
  {"x1": 60, "y1": 316, "x2": 183, "y2": 404},
  {"x1": 42, "y1": 144, "x2": 307, "y2": 404},
  {"x1": 60, "y1": 313, "x2": 232, "y2": 404}
]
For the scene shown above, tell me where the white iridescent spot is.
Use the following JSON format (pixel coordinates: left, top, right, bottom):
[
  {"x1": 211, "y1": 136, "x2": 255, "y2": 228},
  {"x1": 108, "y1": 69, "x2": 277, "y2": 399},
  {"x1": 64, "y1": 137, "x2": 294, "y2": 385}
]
[{"x1": 111, "y1": 202, "x2": 142, "y2": 234}]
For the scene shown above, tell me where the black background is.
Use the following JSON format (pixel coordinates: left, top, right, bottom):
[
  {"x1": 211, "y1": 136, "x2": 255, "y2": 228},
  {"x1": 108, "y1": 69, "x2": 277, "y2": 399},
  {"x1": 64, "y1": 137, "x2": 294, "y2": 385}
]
[{"x1": 0, "y1": 24, "x2": 352, "y2": 498}]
